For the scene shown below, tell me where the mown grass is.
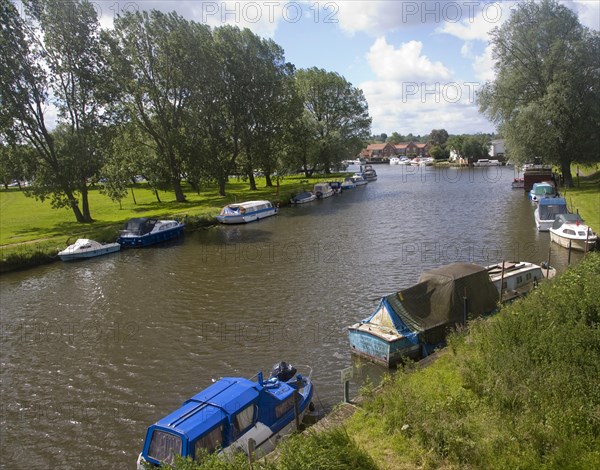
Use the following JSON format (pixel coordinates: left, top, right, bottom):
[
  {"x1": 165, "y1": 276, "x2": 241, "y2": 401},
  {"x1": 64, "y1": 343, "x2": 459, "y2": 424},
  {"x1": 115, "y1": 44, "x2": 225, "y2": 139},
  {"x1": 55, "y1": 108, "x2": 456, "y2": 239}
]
[
  {"x1": 562, "y1": 169, "x2": 600, "y2": 233},
  {"x1": 0, "y1": 174, "x2": 345, "y2": 272}
]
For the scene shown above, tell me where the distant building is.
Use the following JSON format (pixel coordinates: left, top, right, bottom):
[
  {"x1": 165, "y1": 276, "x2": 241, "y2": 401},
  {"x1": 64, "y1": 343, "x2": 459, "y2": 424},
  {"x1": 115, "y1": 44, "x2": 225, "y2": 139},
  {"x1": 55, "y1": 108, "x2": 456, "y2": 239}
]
[
  {"x1": 489, "y1": 139, "x2": 506, "y2": 159},
  {"x1": 363, "y1": 142, "x2": 396, "y2": 161},
  {"x1": 394, "y1": 141, "x2": 429, "y2": 157}
]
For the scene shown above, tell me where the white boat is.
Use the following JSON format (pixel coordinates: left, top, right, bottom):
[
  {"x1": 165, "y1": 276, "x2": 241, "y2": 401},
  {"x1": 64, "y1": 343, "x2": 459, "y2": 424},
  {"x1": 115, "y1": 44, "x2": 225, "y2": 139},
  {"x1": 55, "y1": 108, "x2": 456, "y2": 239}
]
[
  {"x1": 58, "y1": 239, "x2": 120, "y2": 261},
  {"x1": 389, "y1": 157, "x2": 400, "y2": 165},
  {"x1": 528, "y1": 181, "x2": 556, "y2": 202},
  {"x1": 351, "y1": 173, "x2": 368, "y2": 186},
  {"x1": 313, "y1": 183, "x2": 334, "y2": 199},
  {"x1": 216, "y1": 200, "x2": 278, "y2": 224},
  {"x1": 534, "y1": 198, "x2": 568, "y2": 231},
  {"x1": 290, "y1": 191, "x2": 316, "y2": 204},
  {"x1": 398, "y1": 157, "x2": 411, "y2": 166},
  {"x1": 341, "y1": 177, "x2": 356, "y2": 189},
  {"x1": 363, "y1": 165, "x2": 378, "y2": 181},
  {"x1": 549, "y1": 214, "x2": 597, "y2": 251},
  {"x1": 474, "y1": 159, "x2": 501, "y2": 167},
  {"x1": 487, "y1": 261, "x2": 556, "y2": 301}
]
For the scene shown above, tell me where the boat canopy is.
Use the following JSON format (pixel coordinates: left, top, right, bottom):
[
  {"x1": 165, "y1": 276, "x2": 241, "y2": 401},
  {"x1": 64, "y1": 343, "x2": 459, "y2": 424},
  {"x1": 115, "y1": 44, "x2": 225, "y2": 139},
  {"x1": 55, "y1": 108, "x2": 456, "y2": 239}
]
[
  {"x1": 538, "y1": 198, "x2": 568, "y2": 220},
  {"x1": 123, "y1": 218, "x2": 157, "y2": 235},
  {"x1": 552, "y1": 213, "x2": 584, "y2": 229},
  {"x1": 369, "y1": 263, "x2": 499, "y2": 344}
]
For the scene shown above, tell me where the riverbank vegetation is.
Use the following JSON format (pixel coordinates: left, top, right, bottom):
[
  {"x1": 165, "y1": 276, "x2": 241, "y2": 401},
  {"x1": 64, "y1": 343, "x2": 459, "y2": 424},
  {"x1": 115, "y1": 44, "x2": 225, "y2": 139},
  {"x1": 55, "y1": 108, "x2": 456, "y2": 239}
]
[
  {"x1": 167, "y1": 251, "x2": 599, "y2": 470},
  {"x1": 0, "y1": 173, "x2": 345, "y2": 272}
]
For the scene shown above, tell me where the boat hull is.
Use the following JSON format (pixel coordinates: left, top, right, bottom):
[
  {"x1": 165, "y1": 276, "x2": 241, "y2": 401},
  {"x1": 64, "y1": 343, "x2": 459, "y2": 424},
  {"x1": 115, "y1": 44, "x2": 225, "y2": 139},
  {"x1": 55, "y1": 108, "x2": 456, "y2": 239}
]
[
  {"x1": 58, "y1": 244, "x2": 121, "y2": 261},
  {"x1": 348, "y1": 328, "x2": 421, "y2": 367},
  {"x1": 550, "y1": 231, "x2": 596, "y2": 251},
  {"x1": 216, "y1": 207, "x2": 278, "y2": 224},
  {"x1": 118, "y1": 225, "x2": 184, "y2": 247}
]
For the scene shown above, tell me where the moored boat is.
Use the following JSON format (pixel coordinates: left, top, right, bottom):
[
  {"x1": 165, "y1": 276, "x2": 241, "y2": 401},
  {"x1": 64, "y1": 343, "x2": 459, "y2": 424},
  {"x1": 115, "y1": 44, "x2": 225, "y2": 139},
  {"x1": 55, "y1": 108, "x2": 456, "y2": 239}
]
[
  {"x1": 511, "y1": 177, "x2": 524, "y2": 189},
  {"x1": 58, "y1": 239, "x2": 120, "y2": 261},
  {"x1": 136, "y1": 362, "x2": 314, "y2": 468},
  {"x1": 290, "y1": 191, "x2": 316, "y2": 204},
  {"x1": 486, "y1": 261, "x2": 556, "y2": 302},
  {"x1": 351, "y1": 173, "x2": 368, "y2": 186},
  {"x1": 549, "y1": 214, "x2": 597, "y2": 251},
  {"x1": 313, "y1": 183, "x2": 334, "y2": 199},
  {"x1": 216, "y1": 201, "x2": 278, "y2": 224},
  {"x1": 534, "y1": 197, "x2": 568, "y2": 231},
  {"x1": 389, "y1": 157, "x2": 400, "y2": 165},
  {"x1": 341, "y1": 177, "x2": 356, "y2": 189},
  {"x1": 528, "y1": 181, "x2": 556, "y2": 202},
  {"x1": 118, "y1": 219, "x2": 184, "y2": 247},
  {"x1": 363, "y1": 165, "x2": 378, "y2": 181},
  {"x1": 348, "y1": 263, "x2": 499, "y2": 367}
]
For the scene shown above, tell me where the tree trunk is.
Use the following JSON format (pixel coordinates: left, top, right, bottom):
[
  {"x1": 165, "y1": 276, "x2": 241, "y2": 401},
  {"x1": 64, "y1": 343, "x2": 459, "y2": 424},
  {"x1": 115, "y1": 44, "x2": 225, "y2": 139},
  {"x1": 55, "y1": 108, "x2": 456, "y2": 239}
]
[
  {"x1": 218, "y1": 175, "x2": 226, "y2": 196},
  {"x1": 154, "y1": 189, "x2": 162, "y2": 203},
  {"x1": 130, "y1": 187, "x2": 137, "y2": 205},
  {"x1": 66, "y1": 190, "x2": 85, "y2": 223},
  {"x1": 265, "y1": 173, "x2": 273, "y2": 187},
  {"x1": 80, "y1": 183, "x2": 93, "y2": 222},
  {"x1": 247, "y1": 169, "x2": 257, "y2": 191},
  {"x1": 561, "y1": 160, "x2": 573, "y2": 188},
  {"x1": 172, "y1": 178, "x2": 186, "y2": 202}
]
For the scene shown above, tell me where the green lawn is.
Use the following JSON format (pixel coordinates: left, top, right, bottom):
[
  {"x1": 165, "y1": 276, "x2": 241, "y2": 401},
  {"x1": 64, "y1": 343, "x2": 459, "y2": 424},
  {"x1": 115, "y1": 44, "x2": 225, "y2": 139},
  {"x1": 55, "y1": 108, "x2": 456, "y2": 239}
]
[
  {"x1": 562, "y1": 169, "x2": 600, "y2": 233},
  {"x1": 0, "y1": 175, "x2": 344, "y2": 270}
]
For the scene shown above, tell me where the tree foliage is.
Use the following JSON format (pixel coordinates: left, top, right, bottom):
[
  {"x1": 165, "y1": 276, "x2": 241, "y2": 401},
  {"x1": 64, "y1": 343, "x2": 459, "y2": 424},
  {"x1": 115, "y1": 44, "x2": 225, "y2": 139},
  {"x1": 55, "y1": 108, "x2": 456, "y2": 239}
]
[{"x1": 479, "y1": 0, "x2": 600, "y2": 185}]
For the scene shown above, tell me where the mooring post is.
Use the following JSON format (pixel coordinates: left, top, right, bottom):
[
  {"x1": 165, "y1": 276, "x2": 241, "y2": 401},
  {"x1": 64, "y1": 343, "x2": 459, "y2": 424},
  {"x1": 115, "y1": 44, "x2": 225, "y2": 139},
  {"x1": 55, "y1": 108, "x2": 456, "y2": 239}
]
[{"x1": 568, "y1": 240, "x2": 572, "y2": 265}]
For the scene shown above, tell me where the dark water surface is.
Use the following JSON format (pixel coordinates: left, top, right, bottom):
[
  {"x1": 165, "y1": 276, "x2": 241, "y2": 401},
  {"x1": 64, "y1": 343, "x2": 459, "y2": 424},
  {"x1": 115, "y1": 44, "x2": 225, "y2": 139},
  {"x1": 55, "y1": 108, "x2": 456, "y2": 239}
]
[{"x1": 0, "y1": 165, "x2": 584, "y2": 468}]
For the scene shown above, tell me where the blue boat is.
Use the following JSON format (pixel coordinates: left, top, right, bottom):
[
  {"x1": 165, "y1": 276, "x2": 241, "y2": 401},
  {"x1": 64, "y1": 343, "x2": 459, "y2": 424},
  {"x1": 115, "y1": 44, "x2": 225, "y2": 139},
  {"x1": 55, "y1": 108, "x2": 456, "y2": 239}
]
[
  {"x1": 117, "y1": 218, "x2": 184, "y2": 247},
  {"x1": 528, "y1": 181, "x2": 556, "y2": 202},
  {"x1": 348, "y1": 263, "x2": 499, "y2": 367},
  {"x1": 136, "y1": 362, "x2": 314, "y2": 468}
]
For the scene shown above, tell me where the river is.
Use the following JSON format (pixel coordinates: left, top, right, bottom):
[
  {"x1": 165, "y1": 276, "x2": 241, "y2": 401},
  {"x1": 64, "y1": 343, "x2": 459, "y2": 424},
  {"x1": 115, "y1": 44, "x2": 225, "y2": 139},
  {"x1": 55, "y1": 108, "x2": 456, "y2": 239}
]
[{"x1": 0, "y1": 164, "x2": 584, "y2": 468}]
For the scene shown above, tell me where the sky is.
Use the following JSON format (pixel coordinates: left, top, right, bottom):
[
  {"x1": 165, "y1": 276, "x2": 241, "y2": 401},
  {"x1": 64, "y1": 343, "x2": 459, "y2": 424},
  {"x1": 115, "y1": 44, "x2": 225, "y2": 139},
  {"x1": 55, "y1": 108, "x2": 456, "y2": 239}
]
[{"x1": 15, "y1": 0, "x2": 600, "y2": 137}]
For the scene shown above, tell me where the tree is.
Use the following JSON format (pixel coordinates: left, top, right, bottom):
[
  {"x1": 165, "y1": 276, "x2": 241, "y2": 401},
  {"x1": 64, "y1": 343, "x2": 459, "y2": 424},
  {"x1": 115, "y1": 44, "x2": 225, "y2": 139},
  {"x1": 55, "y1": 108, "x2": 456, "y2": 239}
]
[
  {"x1": 479, "y1": 0, "x2": 600, "y2": 186},
  {"x1": 1, "y1": 0, "x2": 108, "y2": 222},
  {"x1": 108, "y1": 10, "x2": 213, "y2": 202},
  {"x1": 462, "y1": 135, "x2": 488, "y2": 161},
  {"x1": 429, "y1": 145, "x2": 447, "y2": 160},
  {"x1": 446, "y1": 135, "x2": 466, "y2": 162},
  {"x1": 293, "y1": 67, "x2": 371, "y2": 176},
  {"x1": 429, "y1": 129, "x2": 449, "y2": 147},
  {"x1": 386, "y1": 132, "x2": 405, "y2": 145}
]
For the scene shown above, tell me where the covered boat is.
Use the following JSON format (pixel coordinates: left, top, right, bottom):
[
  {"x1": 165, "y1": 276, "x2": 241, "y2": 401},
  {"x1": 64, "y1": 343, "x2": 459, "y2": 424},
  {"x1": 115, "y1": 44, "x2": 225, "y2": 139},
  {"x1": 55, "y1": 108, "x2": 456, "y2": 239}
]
[
  {"x1": 290, "y1": 191, "x2": 316, "y2": 204},
  {"x1": 351, "y1": 173, "x2": 368, "y2": 186},
  {"x1": 58, "y1": 239, "x2": 120, "y2": 261},
  {"x1": 528, "y1": 181, "x2": 556, "y2": 202},
  {"x1": 549, "y1": 214, "x2": 597, "y2": 252},
  {"x1": 363, "y1": 165, "x2": 378, "y2": 181},
  {"x1": 341, "y1": 177, "x2": 356, "y2": 189},
  {"x1": 313, "y1": 183, "x2": 334, "y2": 199},
  {"x1": 348, "y1": 263, "x2": 499, "y2": 367},
  {"x1": 118, "y1": 218, "x2": 184, "y2": 247},
  {"x1": 216, "y1": 201, "x2": 278, "y2": 224},
  {"x1": 137, "y1": 363, "x2": 313, "y2": 468},
  {"x1": 534, "y1": 197, "x2": 568, "y2": 231}
]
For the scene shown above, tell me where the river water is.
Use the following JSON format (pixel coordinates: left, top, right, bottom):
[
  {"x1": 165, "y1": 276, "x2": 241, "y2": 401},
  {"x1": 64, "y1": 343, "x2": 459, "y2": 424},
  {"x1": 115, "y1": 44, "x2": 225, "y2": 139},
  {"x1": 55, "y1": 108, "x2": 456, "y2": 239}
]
[{"x1": 0, "y1": 165, "x2": 584, "y2": 468}]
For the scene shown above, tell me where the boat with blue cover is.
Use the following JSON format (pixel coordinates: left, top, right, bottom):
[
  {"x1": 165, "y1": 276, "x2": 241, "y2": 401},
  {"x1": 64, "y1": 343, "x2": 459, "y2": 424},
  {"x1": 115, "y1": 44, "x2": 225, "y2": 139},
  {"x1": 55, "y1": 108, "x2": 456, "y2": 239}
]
[
  {"x1": 118, "y1": 218, "x2": 184, "y2": 247},
  {"x1": 534, "y1": 197, "x2": 568, "y2": 231},
  {"x1": 528, "y1": 181, "x2": 556, "y2": 202},
  {"x1": 348, "y1": 263, "x2": 499, "y2": 367},
  {"x1": 136, "y1": 362, "x2": 314, "y2": 468}
]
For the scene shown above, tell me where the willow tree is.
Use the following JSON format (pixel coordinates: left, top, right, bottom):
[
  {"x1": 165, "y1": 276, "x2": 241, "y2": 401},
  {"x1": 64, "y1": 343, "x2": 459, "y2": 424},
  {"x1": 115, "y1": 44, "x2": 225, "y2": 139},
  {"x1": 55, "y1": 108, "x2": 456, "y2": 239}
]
[
  {"x1": 1, "y1": 0, "x2": 108, "y2": 222},
  {"x1": 479, "y1": 0, "x2": 600, "y2": 186}
]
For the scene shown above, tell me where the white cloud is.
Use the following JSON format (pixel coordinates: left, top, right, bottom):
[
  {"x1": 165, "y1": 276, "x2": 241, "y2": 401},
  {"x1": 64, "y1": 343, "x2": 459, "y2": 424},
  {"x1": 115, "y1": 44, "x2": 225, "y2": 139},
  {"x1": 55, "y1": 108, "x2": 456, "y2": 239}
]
[
  {"x1": 472, "y1": 43, "x2": 495, "y2": 82},
  {"x1": 564, "y1": 0, "x2": 600, "y2": 30},
  {"x1": 367, "y1": 37, "x2": 451, "y2": 81}
]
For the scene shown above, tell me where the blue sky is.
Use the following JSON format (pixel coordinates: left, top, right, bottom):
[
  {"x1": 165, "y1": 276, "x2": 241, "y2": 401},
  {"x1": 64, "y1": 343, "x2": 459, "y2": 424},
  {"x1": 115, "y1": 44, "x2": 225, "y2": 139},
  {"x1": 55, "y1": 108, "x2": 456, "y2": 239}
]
[{"x1": 19, "y1": 1, "x2": 600, "y2": 136}]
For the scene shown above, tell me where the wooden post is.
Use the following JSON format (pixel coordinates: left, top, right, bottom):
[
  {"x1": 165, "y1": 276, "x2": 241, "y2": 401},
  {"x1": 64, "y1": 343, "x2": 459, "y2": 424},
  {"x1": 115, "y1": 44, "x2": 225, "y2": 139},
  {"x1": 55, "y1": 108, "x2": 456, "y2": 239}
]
[
  {"x1": 546, "y1": 246, "x2": 551, "y2": 278},
  {"x1": 568, "y1": 240, "x2": 572, "y2": 265},
  {"x1": 585, "y1": 227, "x2": 590, "y2": 255},
  {"x1": 499, "y1": 261, "x2": 505, "y2": 303}
]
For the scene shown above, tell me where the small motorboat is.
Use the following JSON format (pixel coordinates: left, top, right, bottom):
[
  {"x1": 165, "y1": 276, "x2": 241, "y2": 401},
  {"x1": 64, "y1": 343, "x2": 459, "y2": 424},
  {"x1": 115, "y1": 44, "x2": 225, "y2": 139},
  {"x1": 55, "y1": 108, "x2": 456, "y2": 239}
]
[
  {"x1": 216, "y1": 201, "x2": 278, "y2": 224},
  {"x1": 313, "y1": 183, "x2": 334, "y2": 199},
  {"x1": 511, "y1": 177, "x2": 524, "y2": 189},
  {"x1": 58, "y1": 239, "x2": 120, "y2": 261},
  {"x1": 118, "y1": 218, "x2": 185, "y2": 247},
  {"x1": 136, "y1": 362, "x2": 314, "y2": 468},
  {"x1": 549, "y1": 214, "x2": 597, "y2": 251},
  {"x1": 290, "y1": 191, "x2": 316, "y2": 204},
  {"x1": 390, "y1": 157, "x2": 400, "y2": 165},
  {"x1": 351, "y1": 173, "x2": 368, "y2": 186},
  {"x1": 363, "y1": 165, "x2": 378, "y2": 181},
  {"x1": 486, "y1": 261, "x2": 556, "y2": 302},
  {"x1": 528, "y1": 181, "x2": 556, "y2": 202},
  {"x1": 341, "y1": 177, "x2": 356, "y2": 189},
  {"x1": 534, "y1": 197, "x2": 568, "y2": 231}
]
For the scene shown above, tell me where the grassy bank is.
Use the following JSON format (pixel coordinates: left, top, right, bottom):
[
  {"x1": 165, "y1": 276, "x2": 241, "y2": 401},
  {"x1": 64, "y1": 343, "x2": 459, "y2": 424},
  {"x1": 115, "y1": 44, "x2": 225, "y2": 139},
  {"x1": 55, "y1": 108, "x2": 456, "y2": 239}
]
[
  {"x1": 167, "y1": 252, "x2": 599, "y2": 470},
  {"x1": 0, "y1": 174, "x2": 344, "y2": 273},
  {"x1": 561, "y1": 169, "x2": 600, "y2": 233}
]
